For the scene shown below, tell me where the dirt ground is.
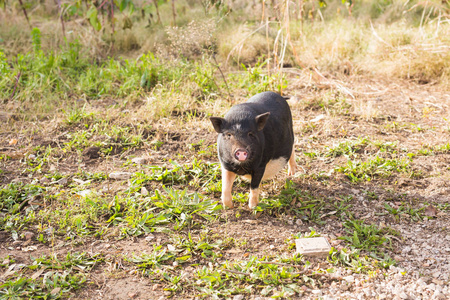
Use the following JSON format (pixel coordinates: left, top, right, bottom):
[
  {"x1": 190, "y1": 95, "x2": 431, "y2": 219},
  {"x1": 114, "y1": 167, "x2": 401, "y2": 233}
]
[{"x1": 1, "y1": 74, "x2": 449, "y2": 299}]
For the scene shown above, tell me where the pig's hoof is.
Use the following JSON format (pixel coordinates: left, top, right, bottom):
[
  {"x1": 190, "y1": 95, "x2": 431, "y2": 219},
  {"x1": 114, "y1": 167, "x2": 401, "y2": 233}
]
[
  {"x1": 288, "y1": 165, "x2": 296, "y2": 176},
  {"x1": 248, "y1": 201, "x2": 259, "y2": 209},
  {"x1": 222, "y1": 201, "x2": 234, "y2": 209}
]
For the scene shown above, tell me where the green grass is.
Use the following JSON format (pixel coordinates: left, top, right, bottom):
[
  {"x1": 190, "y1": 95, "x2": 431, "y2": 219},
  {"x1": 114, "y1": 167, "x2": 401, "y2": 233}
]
[
  {"x1": 383, "y1": 203, "x2": 425, "y2": 222},
  {"x1": 0, "y1": 252, "x2": 102, "y2": 299},
  {"x1": 340, "y1": 220, "x2": 395, "y2": 255},
  {"x1": 336, "y1": 156, "x2": 413, "y2": 182}
]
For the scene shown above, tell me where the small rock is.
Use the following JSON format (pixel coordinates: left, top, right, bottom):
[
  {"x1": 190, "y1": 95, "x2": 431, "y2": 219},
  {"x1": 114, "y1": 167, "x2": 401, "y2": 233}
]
[
  {"x1": 399, "y1": 292, "x2": 408, "y2": 299},
  {"x1": 402, "y1": 246, "x2": 411, "y2": 254},
  {"x1": 173, "y1": 261, "x2": 179, "y2": 267},
  {"x1": 131, "y1": 157, "x2": 147, "y2": 165},
  {"x1": 394, "y1": 255, "x2": 404, "y2": 262},
  {"x1": 350, "y1": 188, "x2": 359, "y2": 195},
  {"x1": 145, "y1": 234, "x2": 155, "y2": 241},
  {"x1": 141, "y1": 186, "x2": 149, "y2": 196},
  {"x1": 128, "y1": 292, "x2": 138, "y2": 298},
  {"x1": 23, "y1": 231, "x2": 35, "y2": 240},
  {"x1": 109, "y1": 172, "x2": 132, "y2": 180},
  {"x1": 343, "y1": 275, "x2": 355, "y2": 283},
  {"x1": 28, "y1": 154, "x2": 36, "y2": 160},
  {"x1": 77, "y1": 190, "x2": 95, "y2": 198},
  {"x1": 152, "y1": 284, "x2": 161, "y2": 291},
  {"x1": 432, "y1": 271, "x2": 441, "y2": 278},
  {"x1": 82, "y1": 146, "x2": 100, "y2": 159},
  {"x1": 40, "y1": 177, "x2": 50, "y2": 184},
  {"x1": 53, "y1": 177, "x2": 68, "y2": 186},
  {"x1": 432, "y1": 278, "x2": 444, "y2": 285},
  {"x1": 296, "y1": 219, "x2": 303, "y2": 226},
  {"x1": 311, "y1": 289, "x2": 322, "y2": 295},
  {"x1": 233, "y1": 295, "x2": 244, "y2": 300}
]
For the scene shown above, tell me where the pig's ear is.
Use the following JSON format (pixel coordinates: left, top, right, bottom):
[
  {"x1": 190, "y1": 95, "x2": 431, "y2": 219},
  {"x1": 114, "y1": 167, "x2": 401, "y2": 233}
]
[
  {"x1": 255, "y1": 112, "x2": 270, "y2": 131},
  {"x1": 210, "y1": 117, "x2": 226, "y2": 133}
]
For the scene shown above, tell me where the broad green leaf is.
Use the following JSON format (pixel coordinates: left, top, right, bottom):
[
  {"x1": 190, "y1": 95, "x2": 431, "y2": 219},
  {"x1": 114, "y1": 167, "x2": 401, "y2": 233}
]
[{"x1": 86, "y1": 6, "x2": 101, "y2": 31}]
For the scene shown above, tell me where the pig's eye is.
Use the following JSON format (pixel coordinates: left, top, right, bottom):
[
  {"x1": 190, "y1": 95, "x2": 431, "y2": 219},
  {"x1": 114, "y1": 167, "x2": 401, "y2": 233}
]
[{"x1": 225, "y1": 133, "x2": 232, "y2": 138}]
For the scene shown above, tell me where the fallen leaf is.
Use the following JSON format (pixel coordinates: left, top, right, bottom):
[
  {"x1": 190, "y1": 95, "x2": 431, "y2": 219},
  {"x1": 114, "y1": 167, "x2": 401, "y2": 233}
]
[
  {"x1": 51, "y1": 287, "x2": 61, "y2": 295},
  {"x1": 9, "y1": 139, "x2": 18, "y2": 145},
  {"x1": 21, "y1": 246, "x2": 38, "y2": 252},
  {"x1": 226, "y1": 249, "x2": 242, "y2": 254},
  {"x1": 424, "y1": 205, "x2": 438, "y2": 217},
  {"x1": 31, "y1": 268, "x2": 45, "y2": 280},
  {"x1": 310, "y1": 114, "x2": 325, "y2": 123}
]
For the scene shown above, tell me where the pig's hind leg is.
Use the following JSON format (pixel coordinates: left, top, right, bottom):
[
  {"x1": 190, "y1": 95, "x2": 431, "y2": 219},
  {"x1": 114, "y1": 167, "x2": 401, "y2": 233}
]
[
  {"x1": 288, "y1": 148, "x2": 296, "y2": 176},
  {"x1": 221, "y1": 167, "x2": 236, "y2": 208}
]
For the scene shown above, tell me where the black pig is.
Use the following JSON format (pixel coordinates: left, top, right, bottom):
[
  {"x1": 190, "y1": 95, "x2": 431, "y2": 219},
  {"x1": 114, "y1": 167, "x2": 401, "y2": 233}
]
[{"x1": 210, "y1": 91, "x2": 296, "y2": 208}]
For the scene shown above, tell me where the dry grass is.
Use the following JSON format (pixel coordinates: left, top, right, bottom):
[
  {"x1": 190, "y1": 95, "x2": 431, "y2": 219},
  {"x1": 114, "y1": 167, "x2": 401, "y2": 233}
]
[{"x1": 1, "y1": 0, "x2": 449, "y2": 89}]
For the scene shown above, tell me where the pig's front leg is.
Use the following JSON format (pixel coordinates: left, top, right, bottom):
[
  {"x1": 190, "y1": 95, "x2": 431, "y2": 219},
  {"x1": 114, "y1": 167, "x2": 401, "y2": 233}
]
[
  {"x1": 288, "y1": 148, "x2": 296, "y2": 176},
  {"x1": 221, "y1": 167, "x2": 236, "y2": 208},
  {"x1": 249, "y1": 168, "x2": 265, "y2": 208}
]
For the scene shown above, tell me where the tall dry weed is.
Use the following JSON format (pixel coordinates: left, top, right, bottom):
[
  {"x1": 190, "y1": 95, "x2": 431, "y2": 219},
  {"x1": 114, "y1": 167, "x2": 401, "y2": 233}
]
[{"x1": 159, "y1": 19, "x2": 217, "y2": 59}]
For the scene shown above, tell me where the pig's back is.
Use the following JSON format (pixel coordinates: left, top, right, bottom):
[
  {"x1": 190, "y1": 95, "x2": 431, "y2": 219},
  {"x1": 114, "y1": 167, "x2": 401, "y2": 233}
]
[
  {"x1": 246, "y1": 91, "x2": 292, "y2": 124},
  {"x1": 247, "y1": 91, "x2": 294, "y2": 162}
]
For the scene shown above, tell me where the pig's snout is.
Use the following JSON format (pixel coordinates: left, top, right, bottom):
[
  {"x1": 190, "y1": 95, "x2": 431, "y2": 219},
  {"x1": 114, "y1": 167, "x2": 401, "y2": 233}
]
[{"x1": 234, "y1": 149, "x2": 248, "y2": 161}]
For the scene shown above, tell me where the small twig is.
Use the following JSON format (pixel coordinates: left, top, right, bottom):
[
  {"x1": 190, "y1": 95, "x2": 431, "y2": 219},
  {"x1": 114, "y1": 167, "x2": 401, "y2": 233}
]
[
  {"x1": 110, "y1": 0, "x2": 115, "y2": 53},
  {"x1": 222, "y1": 269, "x2": 250, "y2": 276},
  {"x1": 98, "y1": 0, "x2": 109, "y2": 9},
  {"x1": 171, "y1": 0, "x2": 176, "y2": 26},
  {"x1": 9, "y1": 72, "x2": 22, "y2": 102},
  {"x1": 18, "y1": 0, "x2": 31, "y2": 29},
  {"x1": 152, "y1": 0, "x2": 162, "y2": 24},
  {"x1": 258, "y1": 261, "x2": 304, "y2": 268},
  {"x1": 369, "y1": 20, "x2": 391, "y2": 47},
  {"x1": 57, "y1": 0, "x2": 66, "y2": 38},
  {"x1": 226, "y1": 22, "x2": 274, "y2": 66},
  {"x1": 313, "y1": 68, "x2": 355, "y2": 99},
  {"x1": 211, "y1": 54, "x2": 232, "y2": 103}
]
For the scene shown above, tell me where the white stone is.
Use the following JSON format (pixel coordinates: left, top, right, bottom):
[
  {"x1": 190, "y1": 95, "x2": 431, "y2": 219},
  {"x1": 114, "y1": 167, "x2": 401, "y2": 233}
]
[
  {"x1": 109, "y1": 172, "x2": 132, "y2": 180},
  {"x1": 343, "y1": 275, "x2": 355, "y2": 283},
  {"x1": 295, "y1": 237, "x2": 331, "y2": 257},
  {"x1": 132, "y1": 157, "x2": 148, "y2": 165},
  {"x1": 141, "y1": 186, "x2": 149, "y2": 196}
]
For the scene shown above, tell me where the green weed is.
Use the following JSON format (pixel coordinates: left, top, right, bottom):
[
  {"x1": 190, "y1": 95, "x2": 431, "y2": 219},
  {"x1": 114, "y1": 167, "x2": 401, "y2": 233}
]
[
  {"x1": 384, "y1": 203, "x2": 425, "y2": 221},
  {"x1": 336, "y1": 156, "x2": 411, "y2": 182},
  {"x1": 0, "y1": 252, "x2": 101, "y2": 299},
  {"x1": 329, "y1": 247, "x2": 395, "y2": 273},
  {"x1": 340, "y1": 220, "x2": 395, "y2": 256}
]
